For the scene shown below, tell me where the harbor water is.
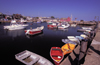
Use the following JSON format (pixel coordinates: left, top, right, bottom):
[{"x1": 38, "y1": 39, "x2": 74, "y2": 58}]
[{"x1": 0, "y1": 22, "x2": 83, "y2": 65}]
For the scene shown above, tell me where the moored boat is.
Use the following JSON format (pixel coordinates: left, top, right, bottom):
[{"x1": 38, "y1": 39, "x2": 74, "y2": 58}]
[
  {"x1": 25, "y1": 26, "x2": 44, "y2": 35},
  {"x1": 50, "y1": 47, "x2": 64, "y2": 65},
  {"x1": 15, "y1": 50, "x2": 53, "y2": 65},
  {"x1": 47, "y1": 23, "x2": 58, "y2": 28},
  {"x1": 75, "y1": 36, "x2": 84, "y2": 41},
  {"x1": 4, "y1": 20, "x2": 26, "y2": 30},
  {"x1": 58, "y1": 23, "x2": 70, "y2": 29},
  {"x1": 82, "y1": 27, "x2": 92, "y2": 30},
  {"x1": 80, "y1": 34, "x2": 88, "y2": 39},
  {"x1": 61, "y1": 43, "x2": 76, "y2": 55},
  {"x1": 67, "y1": 36, "x2": 80, "y2": 44}
]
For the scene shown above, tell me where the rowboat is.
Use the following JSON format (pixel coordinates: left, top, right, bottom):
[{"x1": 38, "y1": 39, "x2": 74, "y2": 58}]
[
  {"x1": 15, "y1": 50, "x2": 53, "y2": 65},
  {"x1": 61, "y1": 43, "x2": 76, "y2": 55},
  {"x1": 80, "y1": 34, "x2": 88, "y2": 39},
  {"x1": 67, "y1": 36, "x2": 80, "y2": 44},
  {"x1": 50, "y1": 47, "x2": 64, "y2": 65},
  {"x1": 62, "y1": 39, "x2": 77, "y2": 45},
  {"x1": 25, "y1": 26, "x2": 44, "y2": 35},
  {"x1": 75, "y1": 36, "x2": 84, "y2": 41},
  {"x1": 82, "y1": 27, "x2": 92, "y2": 30}
]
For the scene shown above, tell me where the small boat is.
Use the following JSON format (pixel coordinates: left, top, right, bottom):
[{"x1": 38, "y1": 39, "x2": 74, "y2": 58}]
[
  {"x1": 50, "y1": 47, "x2": 64, "y2": 65},
  {"x1": 77, "y1": 29, "x2": 91, "y2": 32},
  {"x1": 4, "y1": 20, "x2": 26, "y2": 30},
  {"x1": 82, "y1": 27, "x2": 92, "y2": 30},
  {"x1": 15, "y1": 50, "x2": 53, "y2": 65},
  {"x1": 62, "y1": 39, "x2": 77, "y2": 45},
  {"x1": 83, "y1": 32, "x2": 90, "y2": 36},
  {"x1": 58, "y1": 24, "x2": 70, "y2": 29},
  {"x1": 61, "y1": 43, "x2": 76, "y2": 55},
  {"x1": 67, "y1": 36, "x2": 80, "y2": 44},
  {"x1": 75, "y1": 36, "x2": 84, "y2": 41},
  {"x1": 4, "y1": 24, "x2": 25, "y2": 30},
  {"x1": 25, "y1": 26, "x2": 44, "y2": 35},
  {"x1": 47, "y1": 23, "x2": 58, "y2": 28},
  {"x1": 80, "y1": 34, "x2": 88, "y2": 39},
  {"x1": 70, "y1": 22, "x2": 77, "y2": 27}
]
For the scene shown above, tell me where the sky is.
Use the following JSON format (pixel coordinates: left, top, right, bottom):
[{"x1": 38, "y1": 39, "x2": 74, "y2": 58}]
[{"x1": 0, "y1": 0, "x2": 100, "y2": 21}]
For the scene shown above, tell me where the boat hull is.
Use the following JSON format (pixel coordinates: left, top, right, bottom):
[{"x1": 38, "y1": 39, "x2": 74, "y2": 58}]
[
  {"x1": 25, "y1": 30, "x2": 42, "y2": 35},
  {"x1": 25, "y1": 26, "x2": 44, "y2": 35}
]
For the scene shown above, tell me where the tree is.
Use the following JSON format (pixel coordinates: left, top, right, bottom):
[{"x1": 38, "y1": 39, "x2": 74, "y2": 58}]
[
  {"x1": 80, "y1": 20, "x2": 84, "y2": 22},
  {"x1": 51, "y1": 16, "x2": 55, "y2": 19}
]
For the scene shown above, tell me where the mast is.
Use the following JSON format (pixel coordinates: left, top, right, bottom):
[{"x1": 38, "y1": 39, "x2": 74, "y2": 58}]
[{"x1": 71, "y1": 14, "x2": 72, "y2": 22}]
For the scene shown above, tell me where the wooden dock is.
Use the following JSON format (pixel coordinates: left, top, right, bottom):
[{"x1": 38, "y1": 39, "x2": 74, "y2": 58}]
[
  {"x1": 77, "y1": 22, "x2": 96, "y2": 25},
  {"x1": 60, "y1": 23, "x2": 100, "y2": 65}
]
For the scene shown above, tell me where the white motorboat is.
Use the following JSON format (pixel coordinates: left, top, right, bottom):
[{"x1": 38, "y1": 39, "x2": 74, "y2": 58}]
[
  {"x1": 15, "y1": 50, "x2": 53, "y2": 65},
  {"x1": 58, "y1": 23, "x2": 70, "y2": 29},
  {"x1": 4, "y1": 20, "x2": 26, "y2": 30}
]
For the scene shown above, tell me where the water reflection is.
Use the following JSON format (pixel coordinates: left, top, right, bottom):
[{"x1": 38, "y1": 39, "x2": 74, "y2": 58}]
[
  {"x1": 6, "y1": 30, "x2": 25, "y2": 38},
  {"x1": 48, "y1": 27, "x2": 68, "y2": 32},
  {"x1": 26, "y1": 32, "x2": 44, "y2": 39}
]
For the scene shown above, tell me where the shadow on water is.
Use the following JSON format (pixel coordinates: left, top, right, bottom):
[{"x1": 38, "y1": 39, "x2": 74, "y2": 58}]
[{"x1": 25, "y1": 31, "x2": 44, "y2": 39}]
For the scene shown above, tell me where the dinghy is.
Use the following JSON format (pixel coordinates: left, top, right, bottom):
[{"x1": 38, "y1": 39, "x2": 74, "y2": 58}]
[
  {"x1": 82, "y1": 27, "x2": 92, "y2": 30},
  {"x1": 15, "y1": 50, "x2": 53, "y2": 65},
  {"x1": 61, "y1": 43, "x2": 76, "y2": 55},
  {"x1": 50, "y1": 47, "x2": 64, "y2": 65},
  {"x1": 4, "y1": 20, "x2": 25, "y2": 30},
  {"x1": 75, "y1": 36, "x2": 84, "y2": 41},
  {"x1": 80, "y1": 34, "x2": 88, "y2": 39},
  {"x1": 67, "y1": 36, "x2": 80, "y2": 44}
]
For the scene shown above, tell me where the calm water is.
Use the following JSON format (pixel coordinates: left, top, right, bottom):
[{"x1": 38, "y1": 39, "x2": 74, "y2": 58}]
[{"x1": 0, "y1": 22, "x2": 83, "y2": 65}]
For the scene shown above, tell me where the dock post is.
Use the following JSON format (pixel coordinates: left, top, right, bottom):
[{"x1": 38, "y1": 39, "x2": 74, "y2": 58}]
[{"x1": 78, "y1": 39, "x2": 88, "y2": 65}]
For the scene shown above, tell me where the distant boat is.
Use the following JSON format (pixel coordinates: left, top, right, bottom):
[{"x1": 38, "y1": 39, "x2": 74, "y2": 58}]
[
  {"x1": 58, "y1": 23, "x2": 70, "y2": 29},
  {"x1": 15, "y1": 50, "x2": 53, "y2": 65},
  {"x1": 20, "y1": 18, "x2": 27, "y2": 23},
  {"x1": 50, "y1": 47, "x2": 64, "y2": 65},
  {"x1": 47, "y1": 23, "x2": 58, "y2": 28},
  {"x1": 4, "y1": 20, "x2": 25, "y2": 30},
  {"x1": 25, "y1": 26, "x2": 44, "y2": 35},
  {"x1": 75, "y1": 36, "x2": 84, "y2": 41},
  {"x1": 70, "y1": 22, "x2": 77, "y2": 27},
  {"x1": 82, "y1": 27, "x2": 92, "y2": 30}
]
